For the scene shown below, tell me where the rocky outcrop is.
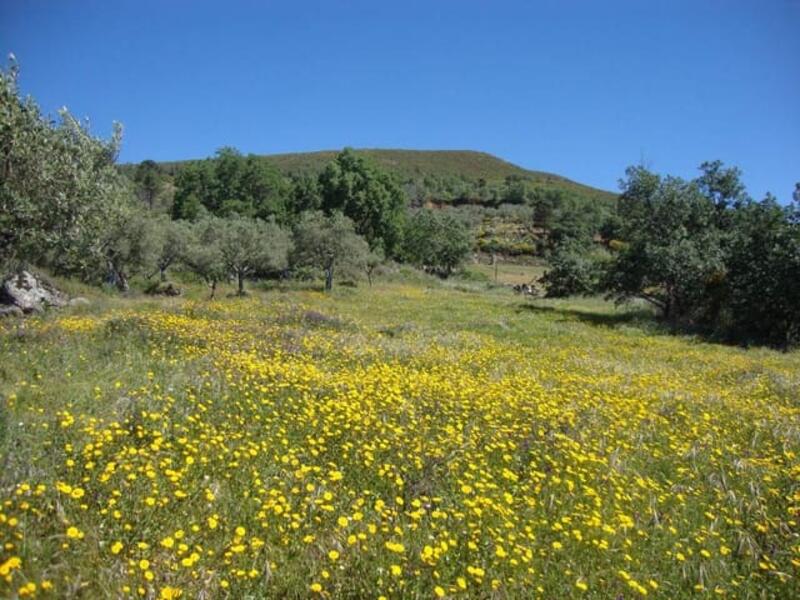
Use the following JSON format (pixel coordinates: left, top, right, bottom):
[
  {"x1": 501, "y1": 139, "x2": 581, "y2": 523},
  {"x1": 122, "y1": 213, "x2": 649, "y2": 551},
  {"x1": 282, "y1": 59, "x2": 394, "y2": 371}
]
[
  {"x1": 0, "y1": 271, "x2": 69, "y2": 314},
  {"x1": 0, "y1": 305, "x2": 24, "y2": 318}
]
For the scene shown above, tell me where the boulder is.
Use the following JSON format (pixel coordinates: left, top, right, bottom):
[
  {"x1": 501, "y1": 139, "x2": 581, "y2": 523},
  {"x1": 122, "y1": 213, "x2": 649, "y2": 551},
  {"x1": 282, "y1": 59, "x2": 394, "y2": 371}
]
[
  {"x1": 68, "y1": 297, "x2": 91, "y2": 307},
  {"x1": 0, "y1": 305, "x2": 24, "y2": 318},
  {"x1": 1, "y1": 271, "x2": 68, "y2": 314}
]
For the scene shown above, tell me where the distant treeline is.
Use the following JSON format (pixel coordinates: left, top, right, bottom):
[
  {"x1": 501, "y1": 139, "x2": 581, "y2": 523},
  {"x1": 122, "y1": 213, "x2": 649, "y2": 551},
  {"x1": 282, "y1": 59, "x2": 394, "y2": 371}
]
[{"x1": 126, "y1": 147, "x2": 617, "y2": 260}]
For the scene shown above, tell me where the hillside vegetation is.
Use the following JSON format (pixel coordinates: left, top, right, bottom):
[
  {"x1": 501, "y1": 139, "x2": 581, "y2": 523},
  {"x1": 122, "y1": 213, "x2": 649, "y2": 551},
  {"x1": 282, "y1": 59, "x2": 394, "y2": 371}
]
[
  {"x1": 122, "y1": 148, "x2": 617, "y2": 263},
  {"x1": 149, "y1": 149, "x2": 616, "y2": 206},
  {"x1": 1, "y1": 281, "x2": 798, "y2": 598}
]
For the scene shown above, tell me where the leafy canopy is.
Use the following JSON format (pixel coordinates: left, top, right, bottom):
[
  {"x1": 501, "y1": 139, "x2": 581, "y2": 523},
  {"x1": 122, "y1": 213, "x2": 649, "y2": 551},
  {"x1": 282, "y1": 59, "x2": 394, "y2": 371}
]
[
  {"x1": 318, "y1": 148, "x2": 406, "y2": 258},
  {"x1": 402, "y1": 209, "x2": 472, "y2": 277},
  {"x1": 599, "y1": 162, "x2": 800, "y2": 347},
  {"x1": 218, "y1": 216, "x2": 292, "y2": 294},
  {"x1": 0, "y1": 58, "x2": 129, "y2": 275},
  {"x1": 291, "y1": 210, "x2": 369, "y2": 290},
  {"x1": 173, "y1": 148, "x2": 289, "y2": 222}
]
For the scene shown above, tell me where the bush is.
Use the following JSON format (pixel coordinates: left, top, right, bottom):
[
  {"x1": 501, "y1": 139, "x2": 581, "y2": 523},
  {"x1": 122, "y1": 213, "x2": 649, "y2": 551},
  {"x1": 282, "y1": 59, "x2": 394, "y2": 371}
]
[
  {"x1": 402, "y1": 209, "x2": 472, "y2": 277},
  {"x1": 540, "y1": 248, "x2": 604, "y2": 297},
  {"x1": 455, "y1": 267, "x2": 491, "y2": 284}
]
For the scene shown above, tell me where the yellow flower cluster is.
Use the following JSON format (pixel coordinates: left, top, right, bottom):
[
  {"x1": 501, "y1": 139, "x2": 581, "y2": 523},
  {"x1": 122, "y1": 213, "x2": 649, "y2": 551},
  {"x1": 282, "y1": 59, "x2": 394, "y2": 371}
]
[{"x1": 1, "y1": 288, "x2": 798, "y2": 597}]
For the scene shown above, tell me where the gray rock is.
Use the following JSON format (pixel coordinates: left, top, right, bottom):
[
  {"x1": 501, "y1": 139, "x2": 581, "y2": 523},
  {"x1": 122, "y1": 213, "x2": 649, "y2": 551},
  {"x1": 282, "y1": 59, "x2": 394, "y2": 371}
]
[
  {"x1": 68, "y1": 297, "x2": 91, "y2": 307},
  {"x1": 0, "y1": 305, "x2": 24, "y2": 318},
  {"x1": 1, "y1": 271, "x2": 68, "y2": 313}
]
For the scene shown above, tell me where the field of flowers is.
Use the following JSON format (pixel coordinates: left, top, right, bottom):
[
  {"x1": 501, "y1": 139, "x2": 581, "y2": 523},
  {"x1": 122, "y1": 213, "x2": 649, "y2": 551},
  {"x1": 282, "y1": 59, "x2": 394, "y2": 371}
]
[{"x1": 1, "y1": 283, "x2": 799, "y2": 598}]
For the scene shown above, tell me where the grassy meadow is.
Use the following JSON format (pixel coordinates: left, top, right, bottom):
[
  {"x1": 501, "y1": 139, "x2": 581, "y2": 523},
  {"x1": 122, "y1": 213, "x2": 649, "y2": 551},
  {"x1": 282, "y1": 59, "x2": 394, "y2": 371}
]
[
  {"x1": 468, "y1": 263, "x2": 546, "y2": 286},
  {"x1": 1, "y1": 278, "x2": 799, "y2": 598}
]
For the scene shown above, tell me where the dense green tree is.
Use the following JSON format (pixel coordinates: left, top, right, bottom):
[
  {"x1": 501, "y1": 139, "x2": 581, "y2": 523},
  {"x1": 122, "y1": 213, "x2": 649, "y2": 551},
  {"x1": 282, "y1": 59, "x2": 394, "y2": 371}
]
[
  {"x1": 604, "y1": 168, "x2": 723, "y2": 323},
  {"x1": 219, "y1": 217, "x2": 292, "y2": 295},
  {"x1": 318, "y1": 148, "x2": 406, "y2": 257},
  {"x1": 596, "y1": 162, "x2": 799, "y2": 347},
  {"x1": 172, "y1": 149, "x2": 289, "y2": 221},
  {"x1": 720, "y1": 196, "x2": 800, "y2": 347},
  {"x1": 696, "y1": 160, "x2": 747, "y2": 212},
  {"x1": 288, "y1": 173, "x2": 322, "y2": 216},
  {"x1": 172, "y1": 160, "x2": 215, "y2": 220},
  {"x1": 531, "y1": 189, "x2": 561, "y2": 236},
  {"x1": 547, "y1": 196, "x2": 598, "y2": 251},
  {"x1": 402, "y1": 209, "x2": 472, "y2": 277},
  {"x1": 291, "y1": 211, "x2": 369, "y2": 291},
  {"x1": 133, "y1": 159, "x2": 164, "y2": 210}
]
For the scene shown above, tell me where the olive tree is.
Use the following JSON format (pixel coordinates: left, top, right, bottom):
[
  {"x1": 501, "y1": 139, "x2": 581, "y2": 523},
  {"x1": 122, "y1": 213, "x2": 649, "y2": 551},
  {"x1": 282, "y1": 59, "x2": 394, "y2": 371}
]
[
  {"x1": 1, "y1": 58, "x2": 128, "y2": 275},
  {"x1": 150, "y1": 217, "x2": 191, "y2": 282},
  {"x1": 183, "y1": 217, "x2": 227, "y2": 299},
  {"x1": 219, "y1": 217, "x2": 292, "y2": 295},
  {"x1": 365, "y1": 247, "x2": 384, "y2": 287},
  {"x1": 97, "y1": 207, "x2": 161, "y2": 291},
  {"x1": 291, "y1": 211, "x2": 369, "y2": 291}
]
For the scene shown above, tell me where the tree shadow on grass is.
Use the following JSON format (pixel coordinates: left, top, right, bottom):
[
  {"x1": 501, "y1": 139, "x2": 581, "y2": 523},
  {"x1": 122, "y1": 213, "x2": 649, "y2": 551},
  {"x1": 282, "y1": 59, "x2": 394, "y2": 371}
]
[
  {"x1": 518, "y1": 302, "x2": 799, "y2": 351},
  {"x1": 516, "y1": 302, "x2": 666, "y2": 333}
]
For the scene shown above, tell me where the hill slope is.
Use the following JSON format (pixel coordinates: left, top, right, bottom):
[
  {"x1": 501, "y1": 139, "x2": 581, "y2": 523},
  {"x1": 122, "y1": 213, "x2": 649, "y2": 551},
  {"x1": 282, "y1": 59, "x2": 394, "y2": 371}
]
[{"x1": 153, "y1": 148, "x2": 616, "y2": 203}]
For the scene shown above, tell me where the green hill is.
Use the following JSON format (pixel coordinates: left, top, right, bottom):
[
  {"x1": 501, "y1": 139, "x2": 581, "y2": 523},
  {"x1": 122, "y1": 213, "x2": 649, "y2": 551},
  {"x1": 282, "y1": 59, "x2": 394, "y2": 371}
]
[
  {"x1": 151, "y1": 148, "x2": 616, "y2": 204},
  {"x1": 124, "y1": 149, "x2": 617, "y2": 261}
]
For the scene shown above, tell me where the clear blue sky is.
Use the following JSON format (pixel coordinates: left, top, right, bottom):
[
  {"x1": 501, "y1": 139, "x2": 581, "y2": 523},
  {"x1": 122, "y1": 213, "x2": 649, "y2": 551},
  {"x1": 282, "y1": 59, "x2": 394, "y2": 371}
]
[{"x1": 2, "y1": 0, "x2": 798, "y2": 198}]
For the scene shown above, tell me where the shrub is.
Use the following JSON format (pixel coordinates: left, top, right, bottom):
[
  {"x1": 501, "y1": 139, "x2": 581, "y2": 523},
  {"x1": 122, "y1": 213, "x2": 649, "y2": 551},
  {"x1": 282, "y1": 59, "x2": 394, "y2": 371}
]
[
  {"x1": 541, "y1": 248, "x2": 605, "y2": 297},
  {"x1": 402, "y1": 209, "x2": 472, "y2": 277}
]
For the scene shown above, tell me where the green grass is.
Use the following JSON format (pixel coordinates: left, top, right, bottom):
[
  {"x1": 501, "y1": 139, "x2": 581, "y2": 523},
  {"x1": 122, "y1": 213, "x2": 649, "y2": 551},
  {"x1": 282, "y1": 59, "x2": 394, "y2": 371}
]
[
  {"x1": 1, "y1": 278, "x2": 798, "y2": 598},
  {"x1": 467, "y1": 262, "x2": 546, "y2": 286}
]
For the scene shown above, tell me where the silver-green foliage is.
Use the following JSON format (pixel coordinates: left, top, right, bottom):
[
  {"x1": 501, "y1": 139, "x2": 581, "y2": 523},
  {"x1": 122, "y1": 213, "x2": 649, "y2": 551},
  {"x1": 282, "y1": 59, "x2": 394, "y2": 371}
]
[
  {"x1": 219, "y1": 217, "x2": 292, "y2": 295},
  {"x1": 151, "y1": 217, "x2": 191, "y2": 281},
  {"x1": 291, "y1": 211, "x2": 369, "y2": 290},
  {"x1": 0, "y1": 58, "x2": 130, "y2": 275},
  {"x1": 95, "y1": 206, "x2": 162, "y2": 291},
  {"x1": 183, "y1": 217, "x2": 227, "y2": 298}
]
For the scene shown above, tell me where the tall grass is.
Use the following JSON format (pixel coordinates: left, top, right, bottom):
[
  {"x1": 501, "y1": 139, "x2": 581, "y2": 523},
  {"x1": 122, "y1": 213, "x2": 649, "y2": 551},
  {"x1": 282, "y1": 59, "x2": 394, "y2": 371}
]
[{"x1": 0, "y1": 282, "x2": 797, "y2": 598}]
